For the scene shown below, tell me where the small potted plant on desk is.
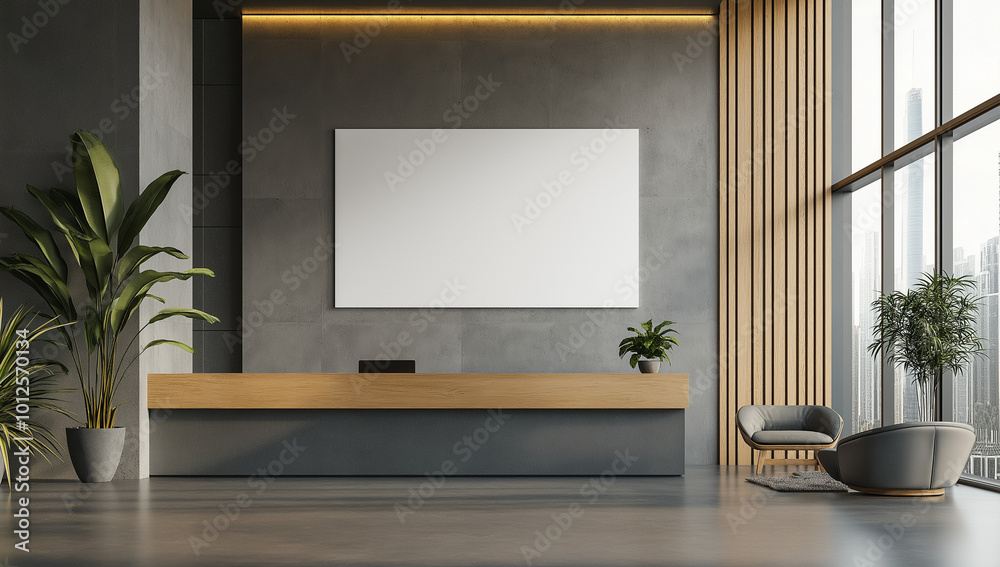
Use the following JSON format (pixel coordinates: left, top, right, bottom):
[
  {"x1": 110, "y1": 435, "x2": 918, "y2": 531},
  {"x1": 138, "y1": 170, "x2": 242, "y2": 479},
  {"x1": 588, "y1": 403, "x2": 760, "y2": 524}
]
[{"x1": 619, "y1": 319, "x2": 679, "y2": 373}]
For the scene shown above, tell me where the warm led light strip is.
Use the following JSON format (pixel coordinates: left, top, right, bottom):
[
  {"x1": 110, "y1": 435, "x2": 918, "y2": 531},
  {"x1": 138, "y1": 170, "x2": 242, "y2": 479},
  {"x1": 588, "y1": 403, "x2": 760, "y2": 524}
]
[
  {"x1": 242, "y1": 13, "x2": 713, "y2": 16},
  {"x1": 241, "y1": 7, "x2": 715, "y2": 16}
]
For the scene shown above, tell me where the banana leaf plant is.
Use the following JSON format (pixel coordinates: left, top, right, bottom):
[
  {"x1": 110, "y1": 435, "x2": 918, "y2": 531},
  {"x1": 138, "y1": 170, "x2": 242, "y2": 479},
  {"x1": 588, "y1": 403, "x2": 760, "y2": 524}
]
[
  {"x1": 0, "y1": 300, "x2": 73, "y2": 484},
  {"x1": 0, "y1": 130, "x2": 217, "y2": 429}
]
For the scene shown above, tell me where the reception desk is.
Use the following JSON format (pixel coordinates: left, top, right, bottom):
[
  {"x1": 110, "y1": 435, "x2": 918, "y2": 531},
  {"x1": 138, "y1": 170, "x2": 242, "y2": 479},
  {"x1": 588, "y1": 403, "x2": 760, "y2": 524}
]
[{"x1": 147, "y1": 373, "x2": 688, "y2": 476}]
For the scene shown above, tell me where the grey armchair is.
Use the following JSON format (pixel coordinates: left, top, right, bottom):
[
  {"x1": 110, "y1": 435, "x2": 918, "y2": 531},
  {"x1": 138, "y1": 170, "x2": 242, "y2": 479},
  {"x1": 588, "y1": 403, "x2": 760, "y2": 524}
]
[
  {"x1": 817, "y1": 421, "x2": 975, "y2": 496},
  {"x1": 737, "y1": 405, "x2": 844, "y2": 474}
]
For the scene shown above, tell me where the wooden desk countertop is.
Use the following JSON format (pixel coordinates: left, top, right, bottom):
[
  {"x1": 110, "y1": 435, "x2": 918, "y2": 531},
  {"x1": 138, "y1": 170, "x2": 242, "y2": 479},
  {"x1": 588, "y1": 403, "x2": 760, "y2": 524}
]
[{"x1": 146, "y1": 372, "x2": 689, "y2": 409}]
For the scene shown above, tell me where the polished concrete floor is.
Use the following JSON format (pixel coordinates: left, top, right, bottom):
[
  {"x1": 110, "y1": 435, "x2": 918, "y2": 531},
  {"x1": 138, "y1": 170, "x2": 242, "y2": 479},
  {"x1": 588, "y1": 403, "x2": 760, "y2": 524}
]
[{"x1": 3, "y1": 466, "x2": 1000, "y2": 566}]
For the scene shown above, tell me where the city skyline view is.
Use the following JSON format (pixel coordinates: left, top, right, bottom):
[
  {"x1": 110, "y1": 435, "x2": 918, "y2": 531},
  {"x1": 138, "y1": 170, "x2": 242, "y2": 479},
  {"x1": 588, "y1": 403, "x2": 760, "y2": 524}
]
[{"x1": 850, "y1": 0, "x2": 1000, "y2": 481}]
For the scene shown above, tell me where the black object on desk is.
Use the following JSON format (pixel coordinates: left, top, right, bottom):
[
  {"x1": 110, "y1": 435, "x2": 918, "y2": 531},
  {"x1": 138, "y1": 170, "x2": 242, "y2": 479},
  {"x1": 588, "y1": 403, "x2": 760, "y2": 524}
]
[{"x1": 359, "y1": 359, "x2": 416, "y2": 373}]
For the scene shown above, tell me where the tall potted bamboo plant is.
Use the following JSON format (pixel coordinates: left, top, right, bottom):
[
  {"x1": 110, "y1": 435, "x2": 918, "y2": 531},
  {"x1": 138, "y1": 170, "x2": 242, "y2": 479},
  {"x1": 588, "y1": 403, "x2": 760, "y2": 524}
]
[
  {"x1": 0, "y1": 130, "x2": 217, "y2": 482},
  {"x1": 869, "y1": 272, "x2": 983, "y2": 422}
]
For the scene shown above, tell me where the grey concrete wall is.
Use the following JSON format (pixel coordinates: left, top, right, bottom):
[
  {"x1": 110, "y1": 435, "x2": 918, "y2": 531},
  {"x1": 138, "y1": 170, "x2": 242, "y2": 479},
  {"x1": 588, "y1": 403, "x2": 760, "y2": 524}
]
[
  {"x1": 0, "y1": 0, "x2": 140, "y2": 479},
  {"x1": 137, "y1": 0, "x2": 193, "y2": 479},
  {"x1": 192, "y1": 6, "x2": 243, "y2": 373},
  {"x1": 240, "y1": 17, "x2": 720, "y2": 464},
  {"x1": 0, "y1": 0, "x2": 192, "y2": 480}
]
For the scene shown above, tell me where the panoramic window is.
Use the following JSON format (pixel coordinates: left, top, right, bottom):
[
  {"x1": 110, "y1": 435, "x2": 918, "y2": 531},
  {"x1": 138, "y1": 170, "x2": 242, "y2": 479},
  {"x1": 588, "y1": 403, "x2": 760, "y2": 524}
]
[{"x1": 840, "y1": 0, "x2": 1000, "y2": 483}]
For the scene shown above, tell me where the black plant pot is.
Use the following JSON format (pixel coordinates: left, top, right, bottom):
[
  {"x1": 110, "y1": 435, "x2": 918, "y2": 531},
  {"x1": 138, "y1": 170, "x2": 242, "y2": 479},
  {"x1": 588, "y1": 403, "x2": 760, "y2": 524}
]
[{"x1": 66, "y1": 427, "x2": 126, "y2": 483}]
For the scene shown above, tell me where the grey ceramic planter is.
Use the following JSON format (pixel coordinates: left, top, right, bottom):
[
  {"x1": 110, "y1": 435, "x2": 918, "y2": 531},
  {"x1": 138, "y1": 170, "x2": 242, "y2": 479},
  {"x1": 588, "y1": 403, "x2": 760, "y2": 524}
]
[
  {"x1": 66, "y1": 427, "x2": 126, "y2": 483},
  {"x1": 637, "y1": 360, "x2": 661, "y2": 373}
]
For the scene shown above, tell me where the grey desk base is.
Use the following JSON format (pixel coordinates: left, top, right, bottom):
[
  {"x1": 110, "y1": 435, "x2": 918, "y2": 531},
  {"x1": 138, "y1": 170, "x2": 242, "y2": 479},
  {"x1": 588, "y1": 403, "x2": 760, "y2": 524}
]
[{"x1": 149, "y1": 409, "x2": 685, "y2": 476}]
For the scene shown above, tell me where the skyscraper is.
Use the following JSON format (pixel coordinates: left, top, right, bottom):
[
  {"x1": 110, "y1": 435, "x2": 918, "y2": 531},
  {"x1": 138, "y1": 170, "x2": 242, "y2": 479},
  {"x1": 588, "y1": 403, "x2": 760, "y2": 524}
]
[
  {"x1": 953, "y1": 247, "x2": 976, "y2": 424},
  {"x1": 905, "y1": 88, "x2": 924, "y2": 289},
  {"x1": 899, "y1": 87, "x2": 924, "y2": 422},
  {"x1": 854, "y1": 230, "x2": 881, "y2": 432}
]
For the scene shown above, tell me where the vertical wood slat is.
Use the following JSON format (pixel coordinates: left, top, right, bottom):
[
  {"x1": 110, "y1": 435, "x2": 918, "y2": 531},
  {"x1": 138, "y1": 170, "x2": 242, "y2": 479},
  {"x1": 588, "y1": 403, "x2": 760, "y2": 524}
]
[
  {"x1": 752, "y1": 0, "x2": 765, "y2": 412},
  {"x1": 823, "y1": 0, "x2": 833, "y2": 408},
  {"x1": 718, "y1": 0, "x2": 832, "y2": 465},
  {"x1": 795, "y1": 0, "x2": 808, "y2": 461},
  {"x1": 727, "y1": 0, "x2": 739, "y2": 467},
  {"x1": 764, "y1": 0, "x2": 773, "y2": 409},
  {"x1": 784, "y1": 0, "x2": 797, "y2": 463},
  {"x1": 772, "y1": 0, "x2": 787, "y2": 463},
  {"x1": 800, "y1": 2, "x2": 816, "y2": 412},
  {"x1": 813, "y1": 0, "x2": 823, "y2": 409},
  {"x1": 719, "y1": 0, "x2": 730, "y2": 466},
  {"x1": 736, "y1": 0, "x2": 754, "y2": 466}
]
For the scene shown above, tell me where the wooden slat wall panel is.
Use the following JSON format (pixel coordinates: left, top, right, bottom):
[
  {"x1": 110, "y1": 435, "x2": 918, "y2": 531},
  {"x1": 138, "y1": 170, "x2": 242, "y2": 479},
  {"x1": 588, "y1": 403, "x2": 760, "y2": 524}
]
[{"x1": 718, "y1": 0, "x2": 832, "y2": 465}]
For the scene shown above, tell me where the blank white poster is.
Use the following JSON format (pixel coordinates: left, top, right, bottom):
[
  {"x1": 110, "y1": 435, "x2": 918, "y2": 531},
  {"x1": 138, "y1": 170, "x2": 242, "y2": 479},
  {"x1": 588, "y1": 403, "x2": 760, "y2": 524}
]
[{"x1": 334, "y1": 128, "x2": 639, "y2": 308}]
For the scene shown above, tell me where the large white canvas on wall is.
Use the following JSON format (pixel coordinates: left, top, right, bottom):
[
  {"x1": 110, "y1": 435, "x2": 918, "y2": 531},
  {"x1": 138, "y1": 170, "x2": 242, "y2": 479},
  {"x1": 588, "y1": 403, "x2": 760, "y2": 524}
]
[{"x1": 334, "y1": 128, "x2": 639, "y2": 308}]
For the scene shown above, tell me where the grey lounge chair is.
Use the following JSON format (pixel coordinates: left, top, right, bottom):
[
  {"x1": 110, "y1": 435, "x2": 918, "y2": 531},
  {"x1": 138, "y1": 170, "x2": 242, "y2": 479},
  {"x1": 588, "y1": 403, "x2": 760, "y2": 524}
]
[
  {"x1": 737, "y1": 405, "x2": 844, "y2": 474},
  {"x1": 817, "y1": 421, "x2": 975, "y2": 496}
]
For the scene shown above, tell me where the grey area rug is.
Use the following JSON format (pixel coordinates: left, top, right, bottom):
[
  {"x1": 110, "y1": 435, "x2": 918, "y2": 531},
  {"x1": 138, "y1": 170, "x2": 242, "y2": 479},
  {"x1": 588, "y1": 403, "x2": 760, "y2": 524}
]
[{"x1": 745, "y1": 470, "x2": 849, "y2": 492}]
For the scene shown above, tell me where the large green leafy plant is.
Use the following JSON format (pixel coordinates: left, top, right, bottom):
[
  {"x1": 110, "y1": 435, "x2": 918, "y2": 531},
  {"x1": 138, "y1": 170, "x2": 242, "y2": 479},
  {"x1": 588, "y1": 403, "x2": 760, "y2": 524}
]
[
  {"x1": 0, "y1": 301, "x2": 72, "y2": 483},
  {"x1": 618, "y1": 319, "x2": 680, "y2": 369},
  {"x1": 869, "y1": 272, "x2": 983, "y2": 419},
  {"x1": 0, "y1": 130, "x2": 217, "y2": 429}
]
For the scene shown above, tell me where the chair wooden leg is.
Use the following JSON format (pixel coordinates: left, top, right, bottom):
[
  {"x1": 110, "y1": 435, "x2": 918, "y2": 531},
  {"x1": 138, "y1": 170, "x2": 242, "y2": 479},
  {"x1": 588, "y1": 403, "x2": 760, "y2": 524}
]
[{"x1": 755, "y1": 450, "x2": 765, "y2": 474}]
